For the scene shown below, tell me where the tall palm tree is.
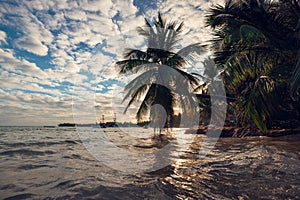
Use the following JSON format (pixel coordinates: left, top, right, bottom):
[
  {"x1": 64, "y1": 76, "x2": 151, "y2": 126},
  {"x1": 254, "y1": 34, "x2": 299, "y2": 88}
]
[
  {"x1": 116, "y1": 12, "x2": 206, "y2": 130},
  {"x1": 193, "y1": 58, "x2": 222, "y2": 125},
  {"x1": 206, "y1": 0, "x2": 300, "y2": 130}
]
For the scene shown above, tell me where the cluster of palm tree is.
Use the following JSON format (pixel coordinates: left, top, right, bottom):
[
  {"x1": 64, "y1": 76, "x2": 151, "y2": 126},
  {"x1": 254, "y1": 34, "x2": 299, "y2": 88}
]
[
  {"x1": 116, "y1": 0, "x2": 300, "y2": 132},
  {"x1": 206, "y1": 0, "x2": 300, "y2": 130}
]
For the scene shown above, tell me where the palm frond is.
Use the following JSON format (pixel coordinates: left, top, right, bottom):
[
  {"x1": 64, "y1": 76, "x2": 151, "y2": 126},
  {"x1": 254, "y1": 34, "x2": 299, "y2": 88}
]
[
  {"x1": 123, "y1": 69, "x2": 157, "y2": 100},
  {"x1": 116, "y1": 60, "x2": 154, "y2": 74},
  {"x1": 135, "y1": 84, "x2": 157, "y2": 122},
  {"x1": 177, "y1": 43, "x2": 207, "y2": 58},
  {"x1": 123, "y1": 84, "x2": 150, "y2": 114},
  {"x1": 123, "y1": 49, "x2": 149, "y2": 60},
  {"x1": 173, "y1": 67, "x2": 200, "y2": 88},
  {"x1": 291, "y1": 49, "x2": 300, "y2": 98},
  {"x1": 165, "y1": 52, "x2": 186, "y2": 68}
]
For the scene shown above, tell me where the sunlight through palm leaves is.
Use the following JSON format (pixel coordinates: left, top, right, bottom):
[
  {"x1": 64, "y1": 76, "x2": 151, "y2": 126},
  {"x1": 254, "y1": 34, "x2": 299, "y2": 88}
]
[{"x1": 116, "y1": 12, "x2": 206, "y2": 131}]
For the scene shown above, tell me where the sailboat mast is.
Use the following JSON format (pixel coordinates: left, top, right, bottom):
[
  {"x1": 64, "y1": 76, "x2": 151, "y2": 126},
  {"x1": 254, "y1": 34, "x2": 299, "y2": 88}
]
[{"x1": 113, "y1": 113, "x2": 116, "y2": 123}]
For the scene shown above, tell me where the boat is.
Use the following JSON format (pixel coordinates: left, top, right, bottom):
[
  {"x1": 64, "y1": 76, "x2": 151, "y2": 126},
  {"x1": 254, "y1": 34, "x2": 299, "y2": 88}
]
[
  {"x1": 105, "y1": 122, "x2": 118, "y2": 127},
  {"x1": 58, "y1": 123, "x2": 75, "y2": 127},
  {"x1": 91, "y1": 113, "x2": 120, "y2": 128},
  {"x1": 92, "y1": 123, "x2": 106, "y2": 128}
]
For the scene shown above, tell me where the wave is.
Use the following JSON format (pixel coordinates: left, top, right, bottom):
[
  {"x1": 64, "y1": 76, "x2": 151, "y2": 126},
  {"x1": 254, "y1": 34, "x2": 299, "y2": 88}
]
[
  {"x1": 1, "y1": 140, "x2": 80, "y2": 148},
  {"x1": 17, "y1": 164, "x2": 52, "y2": 170},
  {"x1": 3, "y1": 193, "x2": 35, "y2": 200},
  {"x1": 0, "y1": 149, "x2": 56, "y2": 156}
]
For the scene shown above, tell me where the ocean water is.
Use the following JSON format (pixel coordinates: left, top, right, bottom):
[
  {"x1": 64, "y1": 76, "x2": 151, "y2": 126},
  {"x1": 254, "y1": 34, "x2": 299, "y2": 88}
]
[{"x1": 0, "y1": 127, "x2": 299, "y2": 199}]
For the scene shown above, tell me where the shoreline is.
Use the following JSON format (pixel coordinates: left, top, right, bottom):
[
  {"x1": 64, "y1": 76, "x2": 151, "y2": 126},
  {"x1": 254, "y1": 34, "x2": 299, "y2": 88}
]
[{"x1": 185, "y1": 126, "x2": 300, "y2": 138}]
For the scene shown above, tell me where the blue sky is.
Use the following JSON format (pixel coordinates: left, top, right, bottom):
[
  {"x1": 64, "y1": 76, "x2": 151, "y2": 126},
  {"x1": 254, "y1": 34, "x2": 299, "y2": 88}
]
[{"x1": 0, "y1": 0, "x2": 223, "y2": 126}]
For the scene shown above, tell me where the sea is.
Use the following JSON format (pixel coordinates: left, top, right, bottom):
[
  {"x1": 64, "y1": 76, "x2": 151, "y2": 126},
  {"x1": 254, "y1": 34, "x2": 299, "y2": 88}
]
[{"x1": 0, "y1": 126, "x2": 299, "y2": 199}]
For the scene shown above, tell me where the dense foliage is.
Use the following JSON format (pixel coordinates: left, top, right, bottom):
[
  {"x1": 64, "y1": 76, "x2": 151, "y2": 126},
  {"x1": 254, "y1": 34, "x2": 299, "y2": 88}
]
[{"x1": 206, "y1": 0, "x2": 300, "y2": 130}]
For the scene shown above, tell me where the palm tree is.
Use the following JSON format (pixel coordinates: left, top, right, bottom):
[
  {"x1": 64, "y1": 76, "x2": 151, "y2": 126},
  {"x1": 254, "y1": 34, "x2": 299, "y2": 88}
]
[
  {"x1": 206, "y1": 0, "x2": 300, "y2": 130},
  {"x1": 193, "y1": 58, "x2": 221, "y2": 125},
  {"x1": 193, "y1": 58, "x2": 232, "y2": 126},
  {"x1": 116, "y1": 12, "x2": 206, "y2": 131}
]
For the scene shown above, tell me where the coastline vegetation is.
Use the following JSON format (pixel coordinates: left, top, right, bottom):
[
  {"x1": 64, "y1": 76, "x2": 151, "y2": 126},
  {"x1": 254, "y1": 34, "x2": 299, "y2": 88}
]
[
  {"x1": 116, "y1": 0, "x2": 300, "y2": 137},
  {"x1": 206, "y1": 0, "x2": 300, "y2": 131}
]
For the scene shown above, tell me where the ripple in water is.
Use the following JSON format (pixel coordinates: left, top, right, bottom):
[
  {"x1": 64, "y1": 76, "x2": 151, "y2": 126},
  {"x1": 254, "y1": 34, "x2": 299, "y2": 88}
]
[{"x1": 0, "y1": 127, "x2": 299, "y2": 199}]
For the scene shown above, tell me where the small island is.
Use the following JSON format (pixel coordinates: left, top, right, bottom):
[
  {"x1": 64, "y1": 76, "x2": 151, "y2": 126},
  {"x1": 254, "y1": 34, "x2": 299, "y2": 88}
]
[{"x1": 58, "y1": 123, "x2": 76, "y2": 127}]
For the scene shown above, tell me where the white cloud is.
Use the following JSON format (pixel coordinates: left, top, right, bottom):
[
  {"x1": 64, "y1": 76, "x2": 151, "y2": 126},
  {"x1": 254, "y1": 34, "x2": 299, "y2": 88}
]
[
  {"x1": 0, "y1": 30, "x2": 7, "y2": 44},
  {"x1": 1, "y1": 71, "x2": 61, "y2": 96},
  {"x1": 81, "y1": 0, "x2": 114, "y2": 15},
  {"x1": 64, "y1": 9, "x2": 88, "y2": 21},
  {"x1": 0, "y1": 0, "x2": 225, "y2": 125},
  {"x1": 0, "y1": 87, "x2": 74, "y2": 126},
  {"x1": 15, "y1": 36, "x2": 49, "y2": 56},
  {"x1": 0, "y1": 2, "x2": 53, "y2": 56},
  {"x1": 0, "y1": 49, "x2": 48, "y2": 78}
]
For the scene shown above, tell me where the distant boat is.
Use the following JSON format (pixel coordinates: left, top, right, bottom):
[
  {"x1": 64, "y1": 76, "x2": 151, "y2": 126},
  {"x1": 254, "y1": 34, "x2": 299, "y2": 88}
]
[
  {"x1": 92, "y1": 123, "x2": 106, "y2": 128},
  {"x1": 105, "y1": 122, "x2": 118, "y2": 127},
  {"x1": 92, "y1": 122, "x2": 119, "y2": 128},
  {"x1": 58, "y1": 123, "x2": 75, "y2": 127},
  {"x1": 93, "y1": 113, "x2": 118, "y2": 128}
]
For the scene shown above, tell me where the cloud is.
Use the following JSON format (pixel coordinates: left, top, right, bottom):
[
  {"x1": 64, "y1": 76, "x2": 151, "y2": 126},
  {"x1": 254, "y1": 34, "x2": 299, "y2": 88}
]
[
  {"x1": 81, "y1": 0, "x2": 114, "y2": 15},
  {"x1": 0, "y1": 49, "x2": 48, "y2": 78},
  {"x1": 0, "y1": 104, "x2": 74, "y2": 126},
  {"x1": 0, "y1": 88, "x2": 74, "y2": 126},
  {"x1": 15, "y1": 37, "x2": 49, "y2": 56},
  {"x1": 0, "y1": 30, "x2": 7, "y2": 44},
  {"x1": 0, "y1": 2, "x2": 53, "y2": 56},
  {"x1": 0, "y1": 0, "x2": 225, "y2": 126}
]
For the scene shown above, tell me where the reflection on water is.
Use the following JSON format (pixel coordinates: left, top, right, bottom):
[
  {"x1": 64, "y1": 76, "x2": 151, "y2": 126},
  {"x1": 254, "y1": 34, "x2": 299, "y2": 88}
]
[{"x1": 0, "y1": 127, "x2": 299, "y2": 199}]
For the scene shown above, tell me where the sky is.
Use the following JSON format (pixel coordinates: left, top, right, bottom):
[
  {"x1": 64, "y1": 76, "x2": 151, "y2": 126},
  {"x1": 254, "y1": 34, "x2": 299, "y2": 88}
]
[{"x1": 0, "y1": 0, "x2": 223, "y2": 126}]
